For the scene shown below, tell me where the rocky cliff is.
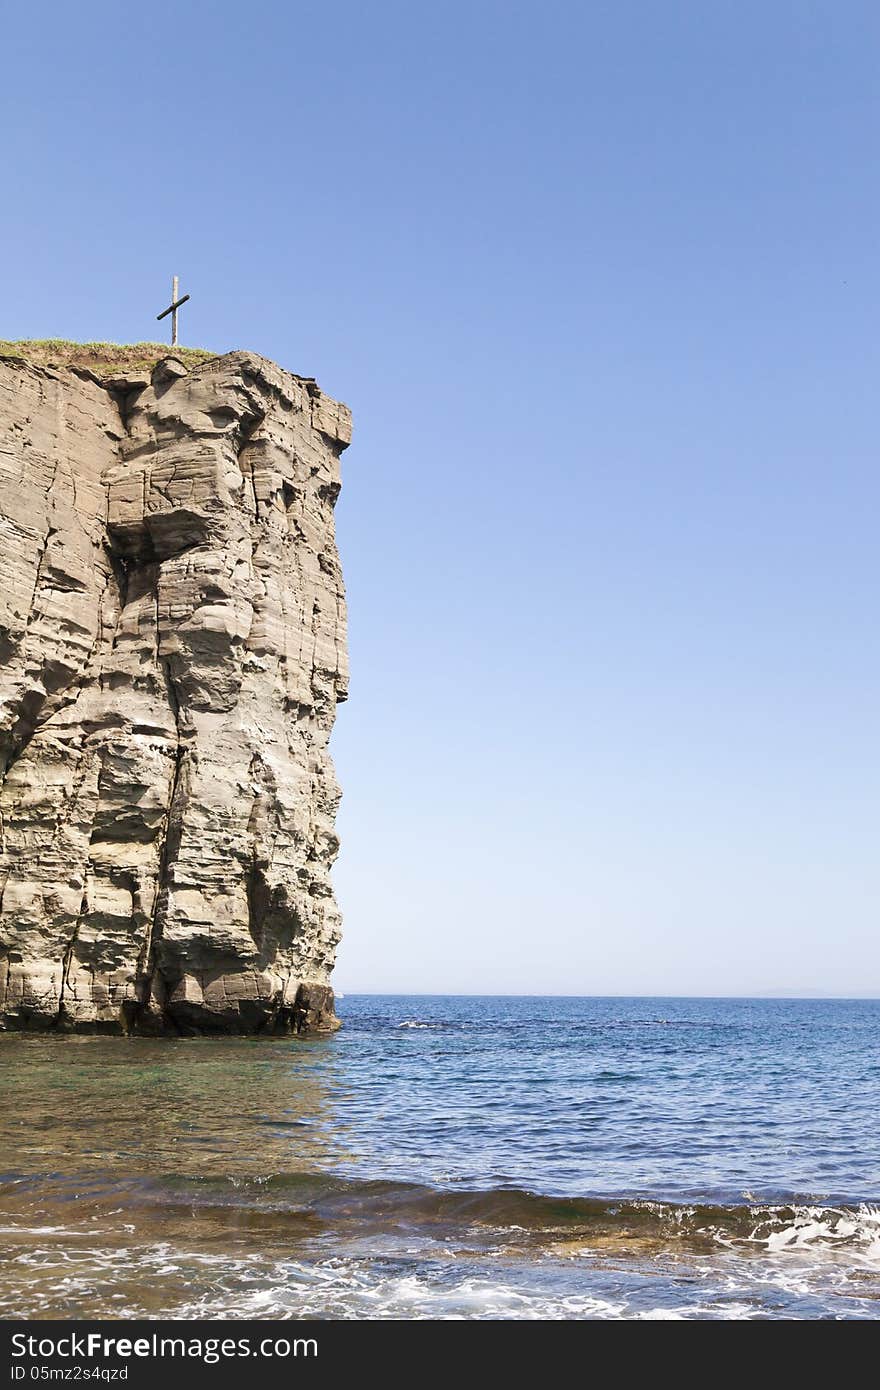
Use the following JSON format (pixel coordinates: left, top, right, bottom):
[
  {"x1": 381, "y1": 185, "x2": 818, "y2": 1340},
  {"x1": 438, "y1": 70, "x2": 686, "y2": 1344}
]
[{"x1": 0, "y1": 348, "x2": 351, "y2": 1034}]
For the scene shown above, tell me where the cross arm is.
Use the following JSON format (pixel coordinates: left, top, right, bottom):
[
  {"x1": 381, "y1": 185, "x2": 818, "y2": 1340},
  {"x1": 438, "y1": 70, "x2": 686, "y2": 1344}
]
[{"x1": 157, "y1": 293, "x2": 191, "y2": 321}]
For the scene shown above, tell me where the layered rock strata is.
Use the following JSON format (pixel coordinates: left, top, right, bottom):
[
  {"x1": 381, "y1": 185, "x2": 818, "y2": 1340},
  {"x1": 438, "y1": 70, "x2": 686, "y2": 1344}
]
[{"x1": 0, "y1": 350, "x2": 351, "y2": 1034}]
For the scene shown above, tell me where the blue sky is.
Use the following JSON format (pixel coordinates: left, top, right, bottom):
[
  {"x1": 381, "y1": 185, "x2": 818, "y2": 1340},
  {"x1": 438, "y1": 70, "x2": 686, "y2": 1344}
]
[{"x1": 4, "y1": 2, "x2": 879, "y2": 995}]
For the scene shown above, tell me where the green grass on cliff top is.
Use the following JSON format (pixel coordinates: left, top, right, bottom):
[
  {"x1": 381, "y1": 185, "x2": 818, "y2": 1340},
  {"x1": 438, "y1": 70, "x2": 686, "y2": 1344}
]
[{"x1": 0, "y1": 340, "x2": 216, "y2": 376}]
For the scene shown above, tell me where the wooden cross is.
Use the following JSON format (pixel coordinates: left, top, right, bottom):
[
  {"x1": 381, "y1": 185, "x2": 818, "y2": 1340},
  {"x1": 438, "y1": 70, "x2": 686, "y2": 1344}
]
[{"x1": 156, "y1": 276, "x2": 191, "y2": 348}]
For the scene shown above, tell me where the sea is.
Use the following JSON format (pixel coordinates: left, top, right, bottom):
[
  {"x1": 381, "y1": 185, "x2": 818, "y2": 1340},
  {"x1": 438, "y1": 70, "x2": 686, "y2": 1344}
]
[{"x1": 0, "y1": 994, "x2": 878, "y2": 1321}]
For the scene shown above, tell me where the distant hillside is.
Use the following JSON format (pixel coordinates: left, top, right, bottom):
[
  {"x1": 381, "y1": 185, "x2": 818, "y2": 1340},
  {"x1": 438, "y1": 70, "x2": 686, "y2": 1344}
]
[{"x1": 0, "y1": 339, "x2": 216, "y2": 376}]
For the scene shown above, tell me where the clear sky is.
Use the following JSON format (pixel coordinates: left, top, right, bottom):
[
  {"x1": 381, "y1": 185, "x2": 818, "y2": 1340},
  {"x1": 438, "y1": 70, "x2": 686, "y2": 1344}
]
[{"x1": 4, "y1": 2, "x2": 878, "y2": 996}]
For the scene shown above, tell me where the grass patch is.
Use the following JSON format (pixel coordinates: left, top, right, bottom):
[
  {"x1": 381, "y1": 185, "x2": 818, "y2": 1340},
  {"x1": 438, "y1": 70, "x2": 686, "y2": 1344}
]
[{"x1": 0, "y1": 340, "x2": 217, "y2": 376}]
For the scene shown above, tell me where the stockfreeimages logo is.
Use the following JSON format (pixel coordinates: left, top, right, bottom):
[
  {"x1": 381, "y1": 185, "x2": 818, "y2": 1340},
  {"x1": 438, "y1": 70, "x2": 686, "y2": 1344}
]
[{"x1": 11, "y1": 1333, "x2": 317, "y2": 1367}]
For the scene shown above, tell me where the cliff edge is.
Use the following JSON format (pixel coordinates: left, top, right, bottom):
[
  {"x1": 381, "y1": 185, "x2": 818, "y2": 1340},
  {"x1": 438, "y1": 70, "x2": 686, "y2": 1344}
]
[{"x1": 0, "y1": 347, "x2": 351, "y2": 1034}]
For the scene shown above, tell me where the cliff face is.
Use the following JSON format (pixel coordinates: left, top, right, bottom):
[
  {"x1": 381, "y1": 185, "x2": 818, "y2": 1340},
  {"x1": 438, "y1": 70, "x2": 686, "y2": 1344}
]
[{"x1": 0, "y1": 350, "x2": 351, "y2": 1034}]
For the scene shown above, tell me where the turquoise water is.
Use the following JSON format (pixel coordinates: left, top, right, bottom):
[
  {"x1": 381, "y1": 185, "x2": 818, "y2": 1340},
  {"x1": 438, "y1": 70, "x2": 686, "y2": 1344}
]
[{"x1": 0, "y1": 995, "x2": 878, "y2": 1319}]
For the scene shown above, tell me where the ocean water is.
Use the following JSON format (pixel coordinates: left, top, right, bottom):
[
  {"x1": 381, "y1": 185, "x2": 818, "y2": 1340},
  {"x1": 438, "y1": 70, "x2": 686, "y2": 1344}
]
[{"x1": 0, "y1": 994, "x2": 878, "y2": 1320}]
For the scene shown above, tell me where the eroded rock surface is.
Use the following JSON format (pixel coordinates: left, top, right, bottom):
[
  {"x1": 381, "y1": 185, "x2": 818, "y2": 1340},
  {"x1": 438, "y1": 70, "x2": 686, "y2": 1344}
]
[{"x1": 0, "y1": 351, "x2": 351, "y2": 1034}]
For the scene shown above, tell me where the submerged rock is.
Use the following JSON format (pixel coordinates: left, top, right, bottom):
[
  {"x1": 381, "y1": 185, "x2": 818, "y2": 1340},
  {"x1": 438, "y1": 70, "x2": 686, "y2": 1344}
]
[{"x1": 0, "y1": 349, "x2": 351, "y2": 1034}]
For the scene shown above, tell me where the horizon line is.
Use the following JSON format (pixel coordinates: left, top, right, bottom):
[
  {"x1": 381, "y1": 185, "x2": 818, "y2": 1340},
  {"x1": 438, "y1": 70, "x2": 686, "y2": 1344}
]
[{"x1": 333, "y1": 990, "x2": 880, "y2": 1002}]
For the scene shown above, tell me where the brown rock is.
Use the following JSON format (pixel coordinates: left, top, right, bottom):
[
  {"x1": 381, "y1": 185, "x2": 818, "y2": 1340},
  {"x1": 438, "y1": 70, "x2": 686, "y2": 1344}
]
[{"x1": 0, "y1": 350, "x2": 351, "y2": 1035}]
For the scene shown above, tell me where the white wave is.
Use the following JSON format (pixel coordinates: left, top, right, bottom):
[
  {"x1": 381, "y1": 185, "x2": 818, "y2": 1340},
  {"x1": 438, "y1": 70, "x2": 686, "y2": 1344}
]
[
  {"x1": 174, "y1": 1265, "x2": 629, "y2": 1321},
  {"x1": 751, "y1": 1205, "x2": 880, "y2": 1265},
  {"x1": 6, "y1": 1218, "x2": 880, "y2": 1320},
  {"x1": 0, "y1": 1225, "x2": 75, "y2": 1236}
]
